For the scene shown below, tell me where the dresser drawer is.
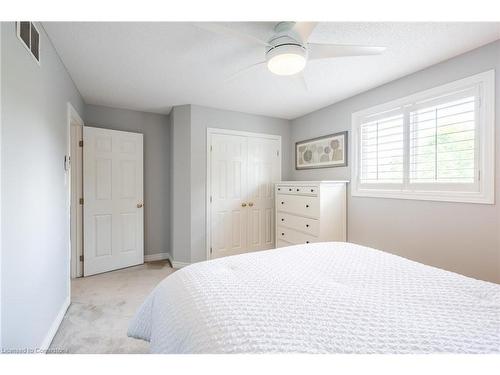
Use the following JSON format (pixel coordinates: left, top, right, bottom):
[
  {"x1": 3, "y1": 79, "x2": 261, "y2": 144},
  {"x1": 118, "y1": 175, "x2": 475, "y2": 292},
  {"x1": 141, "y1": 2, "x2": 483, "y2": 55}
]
[
  {"x1": 276, "y1": 185, "x2": 318, "y2": 196},
  {"x1": 277, "y1": 226, "x2": 317, "y2": 245},
  {"x1": 277, "y1": 212, "x2": 319, "y2": 236},
  {"x1": 276, "y1": 194, "x2": 319, "y2": 218}
]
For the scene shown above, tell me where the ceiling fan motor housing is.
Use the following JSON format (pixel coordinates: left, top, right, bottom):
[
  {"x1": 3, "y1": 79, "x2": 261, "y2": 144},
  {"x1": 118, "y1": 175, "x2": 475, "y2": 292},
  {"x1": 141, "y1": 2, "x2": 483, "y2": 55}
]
[
  {"x1": 266, "y1": 41, "x2": 308, "y2": 76},
  {"x1": 266, "y1": 43, "x2": 308, "y2": 61}
]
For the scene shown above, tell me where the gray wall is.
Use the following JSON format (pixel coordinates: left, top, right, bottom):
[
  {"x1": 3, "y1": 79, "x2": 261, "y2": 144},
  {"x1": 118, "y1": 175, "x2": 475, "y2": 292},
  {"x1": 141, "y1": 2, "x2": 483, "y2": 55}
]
[
  {"x1": 169, "y1": 105, "x2": 191, "y2": 263},
  {"x1": 1, "y1": 22, "x2": 85, "y2": 349},
  {"x1": 170, "y1": 104, "x2": 292, "y2": 264},
  {"x1": 85, "y1": 104, "x2": 170, "y2": 257},
  {"x1": 290, "y1": 40, "x2": 500, "y2": 283}
]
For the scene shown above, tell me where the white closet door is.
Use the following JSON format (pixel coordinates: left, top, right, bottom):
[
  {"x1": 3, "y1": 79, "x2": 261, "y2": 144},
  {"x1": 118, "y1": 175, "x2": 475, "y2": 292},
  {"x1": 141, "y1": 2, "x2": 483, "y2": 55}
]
[
  {"x1": 209, "y1": 131, "x2": 281, "y2": 259},
  {"x1": 210, "y1": 134, "x2": 248, "y2": 259},
  {"x1": 83, "y1": 127, "x2": 144, "y2": 276},
  {"x1": 247, "y1": 137, "x2": 281, "y2": 252}
]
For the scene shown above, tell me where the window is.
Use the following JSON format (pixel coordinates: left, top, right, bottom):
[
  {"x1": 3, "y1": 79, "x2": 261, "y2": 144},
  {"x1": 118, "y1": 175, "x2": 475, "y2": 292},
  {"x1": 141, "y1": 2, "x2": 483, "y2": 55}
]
[
  {"x1": 360, "y1": 112, "x2": 404, "y2": 184},
  {"x1": 352, "y1": 71, "x2": 495, "y2": 204}
]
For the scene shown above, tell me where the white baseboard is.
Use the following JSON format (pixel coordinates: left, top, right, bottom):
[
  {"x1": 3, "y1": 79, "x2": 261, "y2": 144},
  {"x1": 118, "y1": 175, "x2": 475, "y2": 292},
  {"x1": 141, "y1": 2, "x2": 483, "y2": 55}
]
[
  {"x1": 144, "y1": 253, "x2": 189, "y2": 268},
  {"x1": 40, "y1": 295, "x2": 70, "y2": 353},
  {"x1": 144, "y1": 252, "x2": 170, "y2": 262},
  {"x1": 171, "y1": 260, "x2": 190, "y2": 269}
]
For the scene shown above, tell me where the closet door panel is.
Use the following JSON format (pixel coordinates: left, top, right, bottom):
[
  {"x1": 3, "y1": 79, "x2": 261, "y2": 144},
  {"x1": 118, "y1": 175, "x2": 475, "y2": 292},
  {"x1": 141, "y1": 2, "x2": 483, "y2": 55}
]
[
  {"x1": 247, "y1": 137, "x2": 281, "y2": 252},
  {"x1": 210, "y1": 134, "x2": 248, "y2": 258}
]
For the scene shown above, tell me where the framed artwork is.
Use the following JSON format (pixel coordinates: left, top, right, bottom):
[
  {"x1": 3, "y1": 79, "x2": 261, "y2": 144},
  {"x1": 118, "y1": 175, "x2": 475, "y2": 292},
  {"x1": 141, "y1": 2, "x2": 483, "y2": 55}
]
[{"x1": 295, "y1": 131, "x2": 348, "y2": 170}]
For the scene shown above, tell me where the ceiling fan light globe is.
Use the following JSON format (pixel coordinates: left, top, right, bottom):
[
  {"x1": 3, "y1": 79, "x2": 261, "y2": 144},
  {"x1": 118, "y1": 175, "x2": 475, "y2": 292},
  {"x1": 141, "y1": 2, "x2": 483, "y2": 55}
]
[{"x1": 266, "y1": 44, "x2": 307, "y2": 76}]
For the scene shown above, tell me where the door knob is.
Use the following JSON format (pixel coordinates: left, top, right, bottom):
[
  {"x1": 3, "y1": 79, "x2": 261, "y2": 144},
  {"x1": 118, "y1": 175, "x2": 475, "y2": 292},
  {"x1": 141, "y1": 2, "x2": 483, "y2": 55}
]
[
  {"x1": 248, "y1": 202, "x2": 254, "y2": 207},
  {"x1": 137, "y1": 203, "x2": 144, "y2": 208},
  {"x1": 241, "y1": 203, "x2": 247, "y2": 207}
]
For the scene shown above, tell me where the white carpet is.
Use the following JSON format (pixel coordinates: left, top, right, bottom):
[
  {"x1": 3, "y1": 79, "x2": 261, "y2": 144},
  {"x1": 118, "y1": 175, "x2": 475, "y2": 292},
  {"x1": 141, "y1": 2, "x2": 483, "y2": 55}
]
[{"x1": 49, "y1": 260, "x2": 175, "y2": 354}]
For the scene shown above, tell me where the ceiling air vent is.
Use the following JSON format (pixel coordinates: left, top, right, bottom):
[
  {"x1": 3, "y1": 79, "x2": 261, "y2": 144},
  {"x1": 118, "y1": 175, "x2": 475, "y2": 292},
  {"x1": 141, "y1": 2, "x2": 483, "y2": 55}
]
[{"x1": 16, "y1": 21, "x2": 40, "y2": 64}]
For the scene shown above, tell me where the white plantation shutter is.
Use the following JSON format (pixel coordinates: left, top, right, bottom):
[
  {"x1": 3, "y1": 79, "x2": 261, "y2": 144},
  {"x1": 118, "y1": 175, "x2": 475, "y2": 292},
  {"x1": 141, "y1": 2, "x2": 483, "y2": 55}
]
[
  {"x1": 360, "y1": 113, "x2": 404, "y2": 184},
  {"x1": 351, "y1": 70, "x2": 494, "y2": 204},
  {"x1": 409, "y1": 90, "x2": 477, "y2": 185}
]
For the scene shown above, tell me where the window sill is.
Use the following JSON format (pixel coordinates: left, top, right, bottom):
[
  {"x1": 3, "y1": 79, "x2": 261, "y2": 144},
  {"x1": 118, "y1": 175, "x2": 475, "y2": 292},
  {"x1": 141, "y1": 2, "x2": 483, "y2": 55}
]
[{"x1": 351, "y1": 188, "x2": 494, "y2": 204}]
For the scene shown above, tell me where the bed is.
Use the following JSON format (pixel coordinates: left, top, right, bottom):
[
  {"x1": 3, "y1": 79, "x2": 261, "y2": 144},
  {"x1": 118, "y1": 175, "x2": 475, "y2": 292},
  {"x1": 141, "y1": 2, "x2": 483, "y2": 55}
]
[{"x1": 128, "y1": 242, "x2": 500, "y2": 353}]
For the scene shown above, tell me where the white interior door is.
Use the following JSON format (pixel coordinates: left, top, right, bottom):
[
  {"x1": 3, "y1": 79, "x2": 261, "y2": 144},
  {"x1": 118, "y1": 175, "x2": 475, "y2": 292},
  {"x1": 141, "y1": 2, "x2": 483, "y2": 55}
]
[
  {"x1": 83, "y1": 127, "x2": 144, "y2": 276},
  {"x1": 209, "y1": 130, "x2": 280, "y2": 259}
]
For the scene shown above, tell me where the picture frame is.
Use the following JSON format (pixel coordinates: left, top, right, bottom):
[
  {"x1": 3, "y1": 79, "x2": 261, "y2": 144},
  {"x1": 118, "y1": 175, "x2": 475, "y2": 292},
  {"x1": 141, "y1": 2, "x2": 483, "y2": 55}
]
[{"x1": 295, "y1": 131, "x2": 348, "y2": 170}]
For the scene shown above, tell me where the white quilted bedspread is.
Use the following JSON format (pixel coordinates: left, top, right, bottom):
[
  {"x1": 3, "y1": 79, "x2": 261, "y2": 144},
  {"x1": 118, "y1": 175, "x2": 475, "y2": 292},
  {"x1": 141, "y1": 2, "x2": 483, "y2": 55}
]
[{"x1": 128, "y1": 242, "x2": 500, "y2": 353}]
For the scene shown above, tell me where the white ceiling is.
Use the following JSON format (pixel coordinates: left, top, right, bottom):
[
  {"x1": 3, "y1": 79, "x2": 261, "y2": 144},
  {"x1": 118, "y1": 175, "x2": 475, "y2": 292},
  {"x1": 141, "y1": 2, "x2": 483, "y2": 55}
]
[{"x1": 43, "y1": 22, "x2": 500, "y2": 119}]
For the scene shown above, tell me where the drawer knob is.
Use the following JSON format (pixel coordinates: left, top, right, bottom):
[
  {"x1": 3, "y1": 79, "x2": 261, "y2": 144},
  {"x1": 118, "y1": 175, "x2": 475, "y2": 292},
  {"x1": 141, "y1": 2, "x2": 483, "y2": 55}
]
[
  {"x1": 306, "y1": 224, "x2": 309, "y2": 228},
  {"x1": 296, "y1": 188, "x2": 299, "y2": 192},
  {"x1": 306, "y1": 204, "x2": 309, "y2": 208},
  {"x1": 281, "y1": 218, "x2": 284, "y2": 222},
  {"x1": 289, "y1": 188, "x2": 292, "y2": 191},
  {"x1": 278, "y1": 188, "x2": 281, "y2": 191},
  {"x1": 306, "y1": 241, "x2": 310, "y2": 244},
  {"x1": 281, "y1": 201, "x2": 284, "y2": 205},
  {"x1": 281, "y1": 233, "x2": 284, "y2": 236},
  {"x1": 311, "y1": 189, "x2": 314, "y2": 192}
]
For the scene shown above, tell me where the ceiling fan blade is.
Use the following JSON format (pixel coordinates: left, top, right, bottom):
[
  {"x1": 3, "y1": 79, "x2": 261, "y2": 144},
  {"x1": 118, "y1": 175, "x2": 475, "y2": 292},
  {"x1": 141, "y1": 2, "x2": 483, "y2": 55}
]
[
  {"x1": 224, "y1": 61, "x2": 266, "y2": 83},
  {"x1": 292, "y1": 22, "x2": 318, "y2": 43},
  {"x1": 308, "y1": 43, "x2": 386, "y2": 60},
  {"x1": 195, "y1": 23, "x2": 271, "y2": 47}
]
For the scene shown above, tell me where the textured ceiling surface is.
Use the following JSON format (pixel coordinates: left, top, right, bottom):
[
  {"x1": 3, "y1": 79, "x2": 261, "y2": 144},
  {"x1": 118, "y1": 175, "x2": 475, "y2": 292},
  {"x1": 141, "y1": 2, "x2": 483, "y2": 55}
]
[{"x1": 43, "y1": 22, "x2": 500, "y2": 119}]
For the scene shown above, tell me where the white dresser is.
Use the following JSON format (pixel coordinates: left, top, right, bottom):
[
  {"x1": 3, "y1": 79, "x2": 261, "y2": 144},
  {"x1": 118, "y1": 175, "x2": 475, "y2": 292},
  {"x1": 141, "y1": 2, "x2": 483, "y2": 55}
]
[{"x1": 275, "y1": 181, "x2": 347, "y2": 248}]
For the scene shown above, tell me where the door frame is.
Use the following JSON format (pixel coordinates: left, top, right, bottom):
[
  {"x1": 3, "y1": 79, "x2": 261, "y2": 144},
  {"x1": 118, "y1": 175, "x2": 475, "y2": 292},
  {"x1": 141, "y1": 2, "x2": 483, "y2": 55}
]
[
  {"x1": 206, "y1": 128, "x2": 282, "y2": 261},
  {"x1": 67, "y1": 102, "x2": 84, "y2": 280}
]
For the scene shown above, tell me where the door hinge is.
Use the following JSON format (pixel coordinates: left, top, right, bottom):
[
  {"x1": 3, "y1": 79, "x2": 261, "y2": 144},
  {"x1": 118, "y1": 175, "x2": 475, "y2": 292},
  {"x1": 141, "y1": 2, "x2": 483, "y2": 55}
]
[
  {"x1": 277, "y1": 150, "x2": 280, "y2": 157},
  {"x1": 478, "y1": 170, "x2": 481, "y2": 181},
  {"x1": 79, "y1": 140, "x2": 83, "y2": 147},
  {"x1": 210, "y1": 247, "x2": 212, "y2": 254},
  {"x1": 79, "y1": 198, "x2": 84, "y2": 205},
  {"x1": 210, "y1": 195, "x2": 212, "y2": 203},
  {"x1": 210, "y1": 145, "x2": 213, "y2": 152},
  {"x1": 79, "y1": 255, "x2": 84, "y2": 262}
]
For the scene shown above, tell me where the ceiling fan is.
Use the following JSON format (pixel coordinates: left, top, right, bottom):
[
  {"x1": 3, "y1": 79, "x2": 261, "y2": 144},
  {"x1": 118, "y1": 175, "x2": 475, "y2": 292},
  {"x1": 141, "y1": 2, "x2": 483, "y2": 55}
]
[{"x1": 196, "y1": 22, "x2": 386, "y2": 80}]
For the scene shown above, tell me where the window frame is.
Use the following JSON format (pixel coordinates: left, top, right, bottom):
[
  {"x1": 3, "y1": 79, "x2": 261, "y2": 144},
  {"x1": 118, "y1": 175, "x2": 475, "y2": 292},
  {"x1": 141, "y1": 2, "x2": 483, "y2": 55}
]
[{"x1": 351, "y1": 70, "x2": 495, "y2": 204}]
